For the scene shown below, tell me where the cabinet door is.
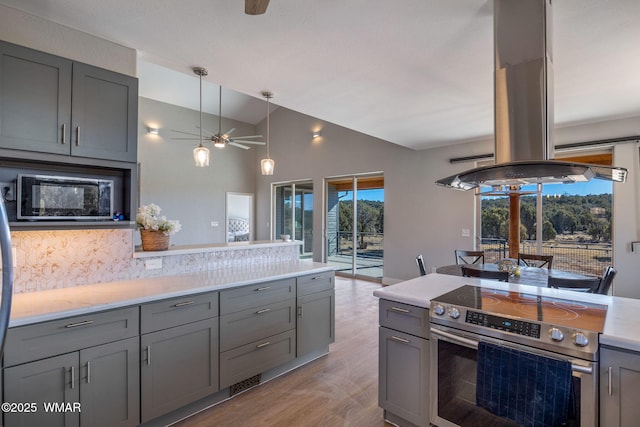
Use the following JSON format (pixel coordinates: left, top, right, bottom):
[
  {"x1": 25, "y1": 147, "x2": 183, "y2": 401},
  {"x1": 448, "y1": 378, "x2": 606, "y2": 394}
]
[
  {"x1": 297, "y1": 289, "x2": 335, "y2": 356},
  {"x1": 601, "y1": 346, "x2": 640, "y2": 426},
  {"x1": 3, "y1": 352, "x2": 80, "y2": 427},
  {"x1": 140, "y1": 318, "x2": 219, "y2": 423},
  {"x1": 379, "y1": 327, "x2": 429, "y2": 426},
  {"x1": 71, "y1": 63, "x2": 138, "y2": 162},
  {"x1": 0, "y1": 41, "x2": 72, "y2": 155},
  {"x1": 79, "y1": 337, "x2": 139, "y2": 427}
]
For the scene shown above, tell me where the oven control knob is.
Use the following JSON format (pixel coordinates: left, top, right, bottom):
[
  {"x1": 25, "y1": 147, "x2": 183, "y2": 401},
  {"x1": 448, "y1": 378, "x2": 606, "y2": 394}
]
[
  {"x1": 448, "y1": 307, "x2": 461, "y2": 319},
  {"x1": 549, "y1": 328, "x2": 564, "y2": 342},
  {"x1": 433, "y1": 304, "x2": 446, "y2": 316},
  {"x1": 573, "y1": 332, "x2": 589, "y2": 347}
]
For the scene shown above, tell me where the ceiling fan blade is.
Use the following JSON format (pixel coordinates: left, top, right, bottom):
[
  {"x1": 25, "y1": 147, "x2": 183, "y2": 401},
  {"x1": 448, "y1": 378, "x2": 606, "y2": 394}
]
[
  {"x1": 231, "y1": 140, "x2": 265, "y2": 145},
  {"x1": 171, "y1": 129, "x2": 201, "y2": 137},
  {"x1": 223, "y1": 128, "x2": 236, "y2": 136},
  {"x1": 245, "y1": 0, "x2": 270, "y2": 15},
  {"x1": 195, "y1": 126, "x2": 215, "y2": 136},
  {"x1": 228, "y1": 142, "x2": 251, "y2": 150},
  {"x1": 230, "y1": 135, "x2": 263, "y2": 140},
  {"x1": 171, "y1": 137, "x2": 202, "y2": 140}
]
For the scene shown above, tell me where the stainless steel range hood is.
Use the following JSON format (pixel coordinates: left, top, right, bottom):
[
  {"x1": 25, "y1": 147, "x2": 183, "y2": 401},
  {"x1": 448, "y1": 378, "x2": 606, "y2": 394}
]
[{"x1": 436, "y1": 0, "x2": 627, "y2": 191}]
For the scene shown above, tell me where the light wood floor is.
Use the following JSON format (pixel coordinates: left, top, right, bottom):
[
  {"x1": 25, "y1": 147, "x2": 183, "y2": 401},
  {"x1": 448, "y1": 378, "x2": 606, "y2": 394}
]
[{"x1": 173, "y1": 276, "x2": 389, "y2": 427}]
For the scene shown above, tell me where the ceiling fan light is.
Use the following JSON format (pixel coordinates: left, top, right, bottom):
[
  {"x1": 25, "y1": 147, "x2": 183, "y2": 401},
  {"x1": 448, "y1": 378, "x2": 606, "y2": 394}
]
[
  {"x1": 214, "y1": 140, "x2": 226, "y2": 149},
  {"x1": 261, "y1": 158, "x2": 275, "y2": 175},
  {"x1": 193, "y1": 145, "x2": 210, "y2": 167}
]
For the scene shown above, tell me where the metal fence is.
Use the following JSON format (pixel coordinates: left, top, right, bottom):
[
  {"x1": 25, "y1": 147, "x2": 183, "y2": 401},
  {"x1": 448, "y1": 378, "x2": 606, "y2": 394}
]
[{"x1": 481, "y1": 238, "x2": 611, "y2": 276}]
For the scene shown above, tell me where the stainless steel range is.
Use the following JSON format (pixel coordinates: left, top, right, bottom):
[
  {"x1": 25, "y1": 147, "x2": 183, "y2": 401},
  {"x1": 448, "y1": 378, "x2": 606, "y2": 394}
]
[{"x1": 429, "y1": 285, "x2": 607, "y2": 427}]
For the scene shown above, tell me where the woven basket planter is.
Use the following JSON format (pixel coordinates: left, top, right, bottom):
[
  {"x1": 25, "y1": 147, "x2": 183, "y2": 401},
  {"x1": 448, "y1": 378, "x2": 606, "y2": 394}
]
[{"x1": 140, "y1": 230, "x2": 170, "y2": 251}]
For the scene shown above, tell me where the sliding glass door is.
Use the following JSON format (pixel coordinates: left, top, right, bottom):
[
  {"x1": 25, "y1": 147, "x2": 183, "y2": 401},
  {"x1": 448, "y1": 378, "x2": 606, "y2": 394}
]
[
  {"x1": 326, "y1": 174, "x2": 384, "y2": 280},
  {"x1": 273, "y1": 181, "x2": 313, "y2": 258}
]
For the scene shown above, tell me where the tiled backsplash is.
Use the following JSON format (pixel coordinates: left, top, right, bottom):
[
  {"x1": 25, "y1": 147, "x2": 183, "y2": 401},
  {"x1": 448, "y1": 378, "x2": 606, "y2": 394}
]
[{"x1": 11, "y1": 230, "x2": 300, "y2": 293}]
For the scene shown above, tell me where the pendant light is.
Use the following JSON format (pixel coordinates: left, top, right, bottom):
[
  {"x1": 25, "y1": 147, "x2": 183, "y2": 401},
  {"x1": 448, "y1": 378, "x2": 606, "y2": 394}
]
[
  {"x1": 192, "y1": 67, "x2": 210, "y2": 167},
  {"x1": 260, "y1": 91, "x2": 275, "y2": 175}
]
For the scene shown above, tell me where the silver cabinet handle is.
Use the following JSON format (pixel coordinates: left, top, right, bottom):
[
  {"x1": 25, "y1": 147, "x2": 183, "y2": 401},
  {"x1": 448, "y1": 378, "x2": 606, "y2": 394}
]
[
  {"x1": 65, "y1": 320, "x2": 94, "y2": 328},
  {"x1": 173, "y1": 301, "x2": 195, "y2": 308},
  {"x1": 86, "y1": 361, "x2": 91, "y2": 384},
  {"x1": 298, "y1": 305, "x2": 303, "y2": 318},
  {"x1": 146, "y1": 345, "x2": 151, "y2": 365},
  {"x1": 256, "y1": 341, "x2": 270, "y2": 348},
  {"x1": 255, "y1": 286, "x2": 271, "y2": 291},
  {"x1": 62, "y1": 123, "x2": 66, "y2": 144},
  {"x1": 70, "y1": 366, "x2": 75, "y2": 389},
  {"x1": 608, "y1": 366, "x2": 613, "y2": 396},
  {"x1": 311, "y1": 275, "x2": 323, "y2": 280},
  {"x1": 256, "y1": 308, "x2": 271, "y2": 314},
  {"x1": 391, "y1": 336, "x2": 411, "y2": 344},
  {"x1": 390, "y1": 307, "x2": 410, "y2": 314},
  {"x1": 75, "y1": 126, "x2": 80, "y2": 146}
]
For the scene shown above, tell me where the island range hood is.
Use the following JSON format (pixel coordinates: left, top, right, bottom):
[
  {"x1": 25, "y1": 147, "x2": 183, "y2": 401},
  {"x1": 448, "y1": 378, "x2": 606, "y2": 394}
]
[{"x1": 436, "y1": 0, "x2": 628, "y2": 191}]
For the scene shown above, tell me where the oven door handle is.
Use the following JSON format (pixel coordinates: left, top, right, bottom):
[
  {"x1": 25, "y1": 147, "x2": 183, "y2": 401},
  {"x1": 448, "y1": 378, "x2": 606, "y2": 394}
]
[
  {"x1": 430, "y1": 327, "x2": 479, "y2": 349},
  {"x1": 430, "y1": 327, "x2": 594, "y2": 376}
]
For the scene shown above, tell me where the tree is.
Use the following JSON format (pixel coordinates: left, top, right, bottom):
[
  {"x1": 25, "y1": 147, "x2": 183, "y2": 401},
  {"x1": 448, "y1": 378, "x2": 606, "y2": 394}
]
[
  {"x1": 542, "y1": 220, "x2": 556, "y2": 241},
  {"x1": 357, "y1": 200, "x2": 379, "y2": 249},
  {"x1": 520, "y1": 203, "x2": 536, "y2": 239},
  {"x1": 482, "y1": 206, "x2": 508, "y2": 239}
]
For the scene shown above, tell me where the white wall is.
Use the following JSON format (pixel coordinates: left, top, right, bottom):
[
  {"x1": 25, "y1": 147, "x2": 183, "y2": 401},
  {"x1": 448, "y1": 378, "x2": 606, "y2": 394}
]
[
  {"x1": 0, "y1": 4, "x2": 136, "y2": 76},
  {"x1": 137, "y1": 97, "x2": 257, "y2": 246}
]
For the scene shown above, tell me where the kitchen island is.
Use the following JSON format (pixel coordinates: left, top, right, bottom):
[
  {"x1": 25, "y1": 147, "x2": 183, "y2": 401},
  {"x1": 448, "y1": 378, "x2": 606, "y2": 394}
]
[
  {"x1": 375, "y1": 273, "x2": 640, "y2": 427},
  {"x1": 3, "y1": 260, "x2": 335, "y2": 427}
]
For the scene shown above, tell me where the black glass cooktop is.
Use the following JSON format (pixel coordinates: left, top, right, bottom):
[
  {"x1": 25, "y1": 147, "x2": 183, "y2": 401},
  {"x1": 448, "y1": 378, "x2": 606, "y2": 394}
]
[{"x1": 432, "y1": 285, "x2": 608, "y2": 332}]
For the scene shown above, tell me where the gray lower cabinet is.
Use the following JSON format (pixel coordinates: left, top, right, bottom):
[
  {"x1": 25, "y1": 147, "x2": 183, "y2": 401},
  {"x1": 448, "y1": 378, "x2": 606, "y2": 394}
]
[
  {"x1": 378, "y1": 299, "x2": 429, "y2": 427},
  {"x1": 219, "y1": 279, "x2": 297, "y2": 389},
  {"x1": 296, "y1": 272, "x2": 335, "y2": 357},
  {"x1": 600, "y1": 345, "x2": 640, "y2": 426},
  {"x1": 140, "y1": 295, "x2": 219, "y2": 423},
  {"x1": 0, "y1": 40, "x2": 137, "y2": 163},
  {"x1": 3, "y1": 336, "x2": 139, "y2": 427}
]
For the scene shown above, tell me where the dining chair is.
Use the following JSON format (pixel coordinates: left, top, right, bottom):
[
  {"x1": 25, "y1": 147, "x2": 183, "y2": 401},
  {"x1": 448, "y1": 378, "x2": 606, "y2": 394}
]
[
  {"x1": 455, "y1": 250, "x2": 485, "y2": 265},
  {"x1": 517, "y1": 253, "x2": 553, "y2": 269},
  {"x1": 416, "y1": 254, "x2": 427, "y2": 276},
  {"x1": 596, "y1": 266, "x2": 617, "y2": 295},
  {"x1": 461, "y1": 265, "x2": 509, "y2": 282},
  {"x1": 547, "y1": 276, "x2": 602, "y2": 293}
]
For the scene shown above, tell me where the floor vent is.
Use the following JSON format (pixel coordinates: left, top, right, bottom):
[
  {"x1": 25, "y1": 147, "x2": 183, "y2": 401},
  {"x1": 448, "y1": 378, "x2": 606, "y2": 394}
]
[{"x1": 229, "y1": 374, "x2": 262, "y2": 396}]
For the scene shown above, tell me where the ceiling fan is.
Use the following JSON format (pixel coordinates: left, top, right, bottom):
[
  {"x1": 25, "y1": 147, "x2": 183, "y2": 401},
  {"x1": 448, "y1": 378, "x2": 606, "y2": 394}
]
[
  {"x1": 172, "y1": 73, "x2": 265, "y2": 151},
  {"x1": 245, "y1": 0, "x2": 270, "y2": 15}
]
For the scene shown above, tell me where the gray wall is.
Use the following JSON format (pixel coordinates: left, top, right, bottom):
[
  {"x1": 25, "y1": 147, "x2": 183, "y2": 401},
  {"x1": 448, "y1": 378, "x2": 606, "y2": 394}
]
[
  {"x1": 254, "y1": 106, "x2": 640, "y2": 296},
  {"x1": 137, "y1": 97, "x2": 257, "y2": 246}
]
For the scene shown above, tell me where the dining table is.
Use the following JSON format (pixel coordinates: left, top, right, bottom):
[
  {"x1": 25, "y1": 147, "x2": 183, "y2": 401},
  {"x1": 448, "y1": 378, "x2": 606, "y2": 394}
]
[{"x1": 435, "y1": 263, "x2": 598, "y2": 288}]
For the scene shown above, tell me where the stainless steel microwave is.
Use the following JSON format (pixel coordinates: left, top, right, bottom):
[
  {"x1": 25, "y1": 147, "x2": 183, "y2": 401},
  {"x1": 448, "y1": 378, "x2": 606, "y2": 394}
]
[{"x1": 17, "y1": 174, "x2": 114, "y2": 220}]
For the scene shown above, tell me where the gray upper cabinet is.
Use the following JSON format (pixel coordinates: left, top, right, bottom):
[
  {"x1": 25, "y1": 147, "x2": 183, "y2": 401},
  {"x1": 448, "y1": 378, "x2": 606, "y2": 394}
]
[
  {"x1": 0, "y1": 41, "x2": 138, "y2": 163},
  {"x1": 70, "y1": 63, "x2": 137, "y2": 162},
  {"x1": 600, "y1": 345, "x2": 640, "y2": 427},
  {"x1": 0, "y1": 41, "x2": 72, "y2": 156}
]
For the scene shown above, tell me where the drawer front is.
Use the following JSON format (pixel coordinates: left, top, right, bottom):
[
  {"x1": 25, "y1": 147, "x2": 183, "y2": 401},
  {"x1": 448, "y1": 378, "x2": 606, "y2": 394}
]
[
  {"x1": 220, "y1": 278, "x2": 295, "y2": 315},
  {"x1": 141, "y1": 292, "x2": 219, "y2": 334},
  {"x1": 219, "y1": 329, "x2": 296, "y2": 389},
  {"x1": 379, "y1": 299, "x2": 429, "y2": 339},
  {"x1": 220, "y1": 300, "x2": 295, "y2": 352},
  {"x1": 4, "y1": 306, "x2": 139, "y2": 367},
  {"x1": 297, "y1": 271, "x2": 334, "y2": 297}
]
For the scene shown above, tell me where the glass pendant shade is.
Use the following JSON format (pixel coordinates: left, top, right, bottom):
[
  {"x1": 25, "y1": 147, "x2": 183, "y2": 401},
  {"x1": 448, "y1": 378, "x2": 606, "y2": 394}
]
[
  {"x1": 261, "y1": 157, "x2": 275, "y2": 175},
  {"x1": 193, "y1": 144, "x2": 210, "y2": 167}
]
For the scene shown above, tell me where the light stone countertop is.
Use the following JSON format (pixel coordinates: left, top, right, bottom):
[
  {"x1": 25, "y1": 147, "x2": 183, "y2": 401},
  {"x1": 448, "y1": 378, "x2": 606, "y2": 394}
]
[
  {"x1": 9, "y1": 260, "x2": 333, "y2": 327},
  {"x1": 133, "y1": 239, "x2": 302, "y2": 258},
  {"x1": 374, "y1": 273, "x2": 640, "y2": 353}
]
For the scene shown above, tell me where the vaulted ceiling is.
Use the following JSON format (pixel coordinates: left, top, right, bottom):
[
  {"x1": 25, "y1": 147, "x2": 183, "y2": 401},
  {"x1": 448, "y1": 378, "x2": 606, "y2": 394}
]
[{"x1": 2, "y1": 0, "x2": 639, "y2": 150}]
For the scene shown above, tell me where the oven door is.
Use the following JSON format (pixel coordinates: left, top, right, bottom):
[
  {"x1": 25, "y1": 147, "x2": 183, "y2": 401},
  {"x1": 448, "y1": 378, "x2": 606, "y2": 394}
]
[{"x1": 430, "y1": 324, "x2": 597, "y2": 427}]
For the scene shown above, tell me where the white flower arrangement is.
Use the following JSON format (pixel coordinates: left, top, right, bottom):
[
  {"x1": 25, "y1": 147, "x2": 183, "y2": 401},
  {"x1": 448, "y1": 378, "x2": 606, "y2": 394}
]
[{"x1": 136, "y1": 203, "x2": 182, "y2": 235}]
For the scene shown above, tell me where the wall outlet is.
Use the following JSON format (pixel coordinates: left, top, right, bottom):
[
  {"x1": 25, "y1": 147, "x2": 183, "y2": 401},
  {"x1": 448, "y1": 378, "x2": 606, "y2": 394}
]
[
  {"x1": 144, "y1": 258, "x2": 163, "y2": 270},
  {"x1": 461, "y1": 228, "x2": 470, "y2": 237},
  {"x1": 211, "y1": 221, "x2": 219, "y2": 227},
  {"x1": 0, "y1": 182, "x2": 15, "y2": 201}
]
